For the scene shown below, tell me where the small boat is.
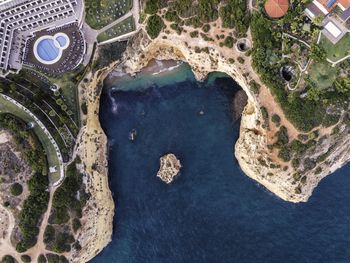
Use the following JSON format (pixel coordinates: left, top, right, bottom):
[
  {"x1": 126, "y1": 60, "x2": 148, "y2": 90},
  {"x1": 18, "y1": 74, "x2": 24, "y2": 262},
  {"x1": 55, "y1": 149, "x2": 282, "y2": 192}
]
[{"x1": 129, "y1": 129, "x2": 137, "y2": 142}]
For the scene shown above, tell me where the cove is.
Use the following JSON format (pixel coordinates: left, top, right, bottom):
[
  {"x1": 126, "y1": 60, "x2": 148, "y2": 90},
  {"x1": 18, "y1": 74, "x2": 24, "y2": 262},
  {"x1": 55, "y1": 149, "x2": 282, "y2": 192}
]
[{"x1": 91, "y1": 63, "x2": 350, "y2": 263}]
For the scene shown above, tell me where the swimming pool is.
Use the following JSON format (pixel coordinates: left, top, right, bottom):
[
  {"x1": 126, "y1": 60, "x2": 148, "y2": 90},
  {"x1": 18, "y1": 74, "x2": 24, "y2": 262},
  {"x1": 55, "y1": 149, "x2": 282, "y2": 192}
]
[{"x1": 33, "y1": 33, "x2": 70, "y2": 65}]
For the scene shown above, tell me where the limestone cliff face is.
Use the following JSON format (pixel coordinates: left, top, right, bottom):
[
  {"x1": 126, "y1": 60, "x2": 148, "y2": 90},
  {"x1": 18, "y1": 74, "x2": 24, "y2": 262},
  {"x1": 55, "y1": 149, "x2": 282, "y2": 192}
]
[
  {"x1": 72, "y1": 63, "x2": 118, "y2": 263},
  {"x1": 118, "y1": 30, "x2": 350, "y2": 203}
]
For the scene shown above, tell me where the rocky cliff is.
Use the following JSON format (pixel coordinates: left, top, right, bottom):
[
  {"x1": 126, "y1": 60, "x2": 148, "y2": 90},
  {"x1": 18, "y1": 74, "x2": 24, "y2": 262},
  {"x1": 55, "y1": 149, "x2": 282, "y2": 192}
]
[{"x1": 118, "y1": 29, "x2": 350, "y2": 203}]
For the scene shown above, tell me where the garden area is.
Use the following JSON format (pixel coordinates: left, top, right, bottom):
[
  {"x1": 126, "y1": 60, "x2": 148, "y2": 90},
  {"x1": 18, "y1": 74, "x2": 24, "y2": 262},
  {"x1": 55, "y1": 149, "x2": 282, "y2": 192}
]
[
  {"x1": 85, "y1": 0, "x2": 132, "y2": 29},
  {"x1": 97, "y1": 16, "x2": 136, "y2": 43},
  {"x1": 319, "y1": 33, "x2": 350, "y2": 61}
]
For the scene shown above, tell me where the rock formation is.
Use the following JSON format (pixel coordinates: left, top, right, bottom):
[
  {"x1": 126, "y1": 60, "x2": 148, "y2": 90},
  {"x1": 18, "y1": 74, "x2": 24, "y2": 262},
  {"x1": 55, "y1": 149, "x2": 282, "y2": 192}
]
[{"x1": 157, "y1": 154, "x2": 182, "y2": 184}]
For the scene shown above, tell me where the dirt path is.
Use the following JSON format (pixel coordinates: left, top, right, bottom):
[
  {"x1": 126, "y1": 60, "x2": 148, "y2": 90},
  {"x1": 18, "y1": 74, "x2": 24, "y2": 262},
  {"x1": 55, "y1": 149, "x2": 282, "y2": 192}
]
[{"x1": 0, "y1": 207, "x2": 20, "y2": 261}]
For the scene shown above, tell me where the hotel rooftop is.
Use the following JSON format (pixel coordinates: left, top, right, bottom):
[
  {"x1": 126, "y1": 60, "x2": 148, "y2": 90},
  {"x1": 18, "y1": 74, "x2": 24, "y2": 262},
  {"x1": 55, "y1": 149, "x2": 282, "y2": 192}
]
[
  {"x1": 306, "y1": 0, "x2": 350, "y2": 20},
  {"x1": 305, "y1": 0, "x2": 350, "y2": 43},
  {"x1": 0, "y1": 0, "x2": 84, "y2": 76}
]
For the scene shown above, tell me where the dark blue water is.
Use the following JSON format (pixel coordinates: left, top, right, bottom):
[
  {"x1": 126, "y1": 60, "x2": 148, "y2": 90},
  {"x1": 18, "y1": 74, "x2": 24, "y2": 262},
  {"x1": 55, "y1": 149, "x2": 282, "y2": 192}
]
[{"x1": 91, "y1": 64, "x2": 350, "y2": 263}]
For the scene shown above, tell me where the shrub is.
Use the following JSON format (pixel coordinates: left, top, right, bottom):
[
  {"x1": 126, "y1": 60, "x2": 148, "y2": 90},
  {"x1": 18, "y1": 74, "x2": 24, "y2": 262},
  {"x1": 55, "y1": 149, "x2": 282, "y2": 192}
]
[
  {"x1": 21, "y1": 255, "x2": 31, "y2": 262},
  {"x1": 52, "y1": 232, "x2": 75, "y2": 253},
  {"x1": 271, "y1": 114, "x2": 281, "y2": 126},
  {"x1": 38, "y1": 255, "x2": 47, "y2": 263},
  {"x1": 237, "y1": 57, "x2": 245, "y2": 64},
  {"x1": 81, "y1": 102, "x2": 87, "y2": 115},
  {"x1": 219, "y1": 0, "x2": 250, "y2": 34},
  {"x1": 44, "y1": 225, "x2": 55, "y2": 244},
  {"x1": 275, "y1": 126, "x2": 289, "y2": 147},
  {"x1": 278, "y1": 146, "x2": 291, "y2": 162},
  {"x1": 202, "y1": 24, "x2": 210, "y2": 32},
  {"x1": 144, "y1": 0, "x2": 159, "y2": 14},
  {"x1": 164, "y1": 11, "x2": 180, "y2": 23},
  {"x1": 16, "y1": 173, "x2": 49, "y2": 252},
  {"x1": 223, "y1": 36, "x2": 234, "y2": 48},
  {"x1": 190, "y1": 31, "x2": 199, "y2": 38},
  {"x1": 1, "y1": 255, "x2": 15, "y2": 263},
  {"x1": 146, "y1": 15, "x2": 164, "y2": 39},
  {"x1": 72, "y1": 218, "x2": 82, "y2": 233},
  {"x1": 10, "y1": 183, "x2": 23, "y2": 196}
]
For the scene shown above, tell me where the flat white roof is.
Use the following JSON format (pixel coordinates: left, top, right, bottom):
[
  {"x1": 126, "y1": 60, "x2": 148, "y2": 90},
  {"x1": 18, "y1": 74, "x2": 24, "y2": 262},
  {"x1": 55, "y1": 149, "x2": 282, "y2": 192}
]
[
  {"x1": 325, "y1": 21, "x2": 342, "y2": 38},
  {"x1": 313, "y1": 0, "x2": 329, "y2": 15}
]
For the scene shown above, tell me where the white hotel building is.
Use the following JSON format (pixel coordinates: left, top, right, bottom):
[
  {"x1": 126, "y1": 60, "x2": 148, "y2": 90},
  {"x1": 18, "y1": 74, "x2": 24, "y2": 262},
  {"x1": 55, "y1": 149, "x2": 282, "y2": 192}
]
[{"x1": 0, "y1": 0, "x2": 85, "y2": 76}]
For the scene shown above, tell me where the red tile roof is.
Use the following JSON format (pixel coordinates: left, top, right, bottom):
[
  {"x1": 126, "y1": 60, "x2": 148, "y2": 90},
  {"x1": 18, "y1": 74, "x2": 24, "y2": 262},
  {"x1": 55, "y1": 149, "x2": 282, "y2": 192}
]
[{"x1": 265, "y1": 0, "x2": 290, "y2": 18}]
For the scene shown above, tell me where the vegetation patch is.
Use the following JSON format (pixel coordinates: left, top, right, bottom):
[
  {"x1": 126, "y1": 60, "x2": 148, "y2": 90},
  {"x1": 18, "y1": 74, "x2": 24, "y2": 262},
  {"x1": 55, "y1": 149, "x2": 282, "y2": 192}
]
[
  {"x1": 85, "y1": 0, "x2": 132, "y2": 29},
  {"x1": 319, "y1": 33, "x2": 350, "y2": 61},
  {"x1": 146, "y1": 15, "x2": 165, "y2": 39}
]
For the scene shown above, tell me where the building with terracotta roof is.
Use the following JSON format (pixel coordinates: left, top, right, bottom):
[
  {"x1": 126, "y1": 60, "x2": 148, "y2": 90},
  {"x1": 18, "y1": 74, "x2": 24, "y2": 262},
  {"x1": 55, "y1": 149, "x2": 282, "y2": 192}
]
[{"x1": 264, "y1": 0, "x2": 290, "y2": 18}]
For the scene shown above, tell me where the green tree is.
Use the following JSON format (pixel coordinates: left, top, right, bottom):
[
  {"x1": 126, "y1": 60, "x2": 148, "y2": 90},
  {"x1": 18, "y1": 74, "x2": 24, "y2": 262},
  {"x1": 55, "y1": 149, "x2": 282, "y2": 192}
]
[
  {"x1": 10, "y1": 183, "x2": 23, "y2": 196},
  {"x1": 310, "y1": 44, "x2": 327, "y2": 62}
]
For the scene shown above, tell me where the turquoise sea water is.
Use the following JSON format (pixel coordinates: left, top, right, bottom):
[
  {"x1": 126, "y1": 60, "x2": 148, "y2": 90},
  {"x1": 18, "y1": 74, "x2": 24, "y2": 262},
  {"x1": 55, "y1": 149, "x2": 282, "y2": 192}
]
[{"x1": 91, "y1": 63, "x2": 350, "y2": 263}]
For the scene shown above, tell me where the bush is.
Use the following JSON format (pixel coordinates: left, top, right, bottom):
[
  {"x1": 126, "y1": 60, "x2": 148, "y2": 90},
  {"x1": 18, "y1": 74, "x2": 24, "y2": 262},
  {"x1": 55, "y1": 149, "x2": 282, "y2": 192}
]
[
  {"x1": 144, "y1": 0, "x2": 160, "y2": 14},
  {"x1": 52, "y1": 232, "x2": 75, "y2": 253},
  {"x1": 21, "y1": 255, "x2": 31, "y2": 262},
  {"x1": 275, "y1": 126, "x2": 289, "y2": 147},
  {"x1": 164, "y1": 11, "x2": 180, "y2": 23},
  {"x1": 44, "y1": 225, "x2": 55, "y2": 244},
  {"x1": 223, "y1": 36, "x2": 234, "y2": 48},
  {"x1": 1, "y1": 255, "x2": 15, "y2": 263},
  {"x1": 72, "y1": 218, "x2": 82, "y2": 233},
  {"x1": 81, "y1": 102, "x2": 87, "y2": 115},
  {"x1": 198, "y1": 0, "x2": 219, "y2": 22},
  {"x1": 271, "y1": 114, "x2": 281, "y2": 126},
  {"x1": 278, "y1": 146, "x2": 291, "y2": 162},
  {"x1": 219, "y1": 0, "x2": 250, "y2": 34},
  {"x1": 190, "y1": 31, "x2": 199, "y2": 38},
  {"x1": 202, "y1": 24, "x2": 210, "y2": 32},
  {"x1": 10, "y1": 183, "x2": 23, "y2": 196},
  {"x1": 237, "y1": 57, "x2": 245, "y2": 64},
  {"x1": 50, "y1": 160, "x2": 88, "y2": 225},
  {"x1": 16, "y1": 173, "x2": 49, "y2": 252},
  {"x1": 38, "y1": 255, "x2": 47, "y2": 263},
  {"x1": 249, "y1": 80, "x2": 260, "y2": 94},
  {"x1": 146, "y1": 15, "x2": 164, "y2": 39}
]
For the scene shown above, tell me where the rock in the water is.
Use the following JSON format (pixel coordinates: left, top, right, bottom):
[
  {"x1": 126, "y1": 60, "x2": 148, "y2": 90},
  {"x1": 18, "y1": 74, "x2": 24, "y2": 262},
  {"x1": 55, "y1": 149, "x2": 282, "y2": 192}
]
[{"x1": 157, "y1": 154, "x2": 182, "y2": 184}]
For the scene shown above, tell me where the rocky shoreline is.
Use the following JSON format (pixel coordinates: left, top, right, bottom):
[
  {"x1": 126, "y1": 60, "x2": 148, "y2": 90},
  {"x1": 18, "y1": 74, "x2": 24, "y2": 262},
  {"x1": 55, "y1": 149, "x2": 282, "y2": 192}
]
[{"x1": 75, "y1": 24, "x2": 350, "y2": 262}]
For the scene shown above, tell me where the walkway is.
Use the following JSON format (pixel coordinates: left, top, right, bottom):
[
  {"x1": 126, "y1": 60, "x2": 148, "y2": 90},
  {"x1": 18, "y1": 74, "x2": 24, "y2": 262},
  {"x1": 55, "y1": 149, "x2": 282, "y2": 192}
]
[{"x1": 96, "y1": 0, "x2": 140, "y2": 45}]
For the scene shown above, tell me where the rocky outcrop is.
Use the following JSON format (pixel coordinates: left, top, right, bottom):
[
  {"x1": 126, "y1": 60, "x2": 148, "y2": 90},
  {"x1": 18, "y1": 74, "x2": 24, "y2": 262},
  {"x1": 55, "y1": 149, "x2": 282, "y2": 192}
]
[
  {"x1": 232, "y1": 90, "x2": 248, "y2": 121},
  {"x1": 71, "y1": 62, "x2": 119, "y2": 263},
  {"x1": 157, "y1": 154, "x2": 182, "y2": 184}
]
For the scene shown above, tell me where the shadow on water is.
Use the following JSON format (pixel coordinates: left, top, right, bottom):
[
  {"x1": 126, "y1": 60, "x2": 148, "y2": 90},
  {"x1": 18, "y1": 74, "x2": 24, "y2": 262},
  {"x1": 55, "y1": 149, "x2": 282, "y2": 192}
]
[{"x1": 91, "y1": 62, "x2": 350, "y2": 263}]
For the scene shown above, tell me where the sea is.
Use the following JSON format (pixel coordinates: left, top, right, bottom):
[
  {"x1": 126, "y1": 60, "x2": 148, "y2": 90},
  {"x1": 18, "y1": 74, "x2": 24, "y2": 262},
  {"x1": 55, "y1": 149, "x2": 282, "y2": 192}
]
[{"x1": 90, "y1": 62, "x2": 350, "y2": 263}]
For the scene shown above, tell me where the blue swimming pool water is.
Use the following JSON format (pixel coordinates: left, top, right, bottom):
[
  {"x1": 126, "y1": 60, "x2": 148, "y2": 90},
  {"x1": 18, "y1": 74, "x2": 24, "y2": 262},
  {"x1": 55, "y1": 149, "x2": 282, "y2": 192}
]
[
  {"x1": 92, "y1": 63, "x2": 350, "y2": 263},
  {"x1": 56, "y1": 36, "x2": 67, "y2": 47},
  {"x1": 36, "y1": 38, "x2": 59, "y2": 62}
]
